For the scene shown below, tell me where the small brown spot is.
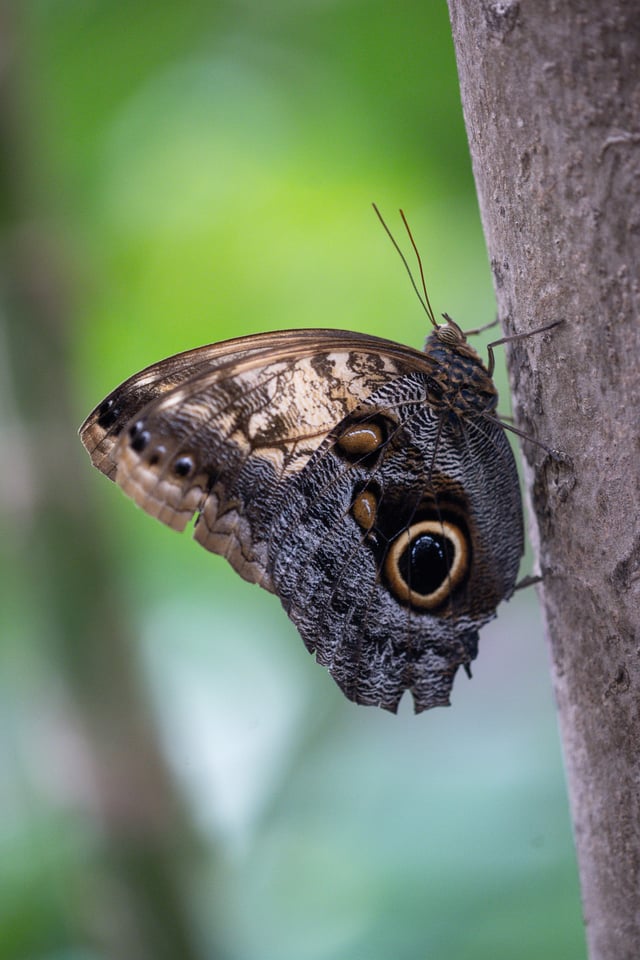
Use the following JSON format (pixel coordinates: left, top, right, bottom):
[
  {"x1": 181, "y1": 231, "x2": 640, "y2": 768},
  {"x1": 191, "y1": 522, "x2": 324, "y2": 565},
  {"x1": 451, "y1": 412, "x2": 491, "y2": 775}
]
[
  {"x1": 148, "y1": 444, "x2": 167, "y2": 467},
  {"x1": 351, "y1": 490, "x2": 377, "y2": 531},
  {"x1": 336, "y1": 422, "x2": 383, "y2": 459}
]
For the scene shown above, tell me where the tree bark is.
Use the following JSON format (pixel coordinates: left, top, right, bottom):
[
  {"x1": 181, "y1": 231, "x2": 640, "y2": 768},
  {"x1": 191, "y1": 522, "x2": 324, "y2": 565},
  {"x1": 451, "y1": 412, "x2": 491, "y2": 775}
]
[{"x1": 447, "y1": 2, "x2": 640, "y2": 957}]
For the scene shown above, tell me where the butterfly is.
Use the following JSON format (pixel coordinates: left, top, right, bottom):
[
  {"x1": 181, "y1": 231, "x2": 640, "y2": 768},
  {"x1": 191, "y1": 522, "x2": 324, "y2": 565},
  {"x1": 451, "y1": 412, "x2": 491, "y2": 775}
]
[{"x1": 79, "y1": 207, "x2": 553, "y2": 713}]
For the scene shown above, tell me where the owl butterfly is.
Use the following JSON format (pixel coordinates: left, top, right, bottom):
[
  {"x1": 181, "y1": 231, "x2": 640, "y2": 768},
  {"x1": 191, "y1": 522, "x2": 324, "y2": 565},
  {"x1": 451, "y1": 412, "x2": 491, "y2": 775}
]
[{"x1": 80, "y1": 207, "x2": 555, "y2": 713}]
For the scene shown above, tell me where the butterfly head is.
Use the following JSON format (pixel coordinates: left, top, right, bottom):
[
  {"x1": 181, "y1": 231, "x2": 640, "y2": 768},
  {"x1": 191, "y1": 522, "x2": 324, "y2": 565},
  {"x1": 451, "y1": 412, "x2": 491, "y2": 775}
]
[
  {"x1": 425, "y1": 312, "x2": 485, "y2": 370},
  {"x1": 432, "y1": 313, "x2": 467, "y2": 347}
]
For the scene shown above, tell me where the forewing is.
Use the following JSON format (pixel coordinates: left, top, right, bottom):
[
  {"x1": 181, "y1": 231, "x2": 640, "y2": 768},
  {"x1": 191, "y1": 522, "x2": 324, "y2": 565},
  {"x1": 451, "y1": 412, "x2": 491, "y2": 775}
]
[
  {"x1": 81, "y1": 330, "x2": 337, "y2": 478},
  {"x1": 79, "y1": 329, "x2": 434, "y2": 590}
]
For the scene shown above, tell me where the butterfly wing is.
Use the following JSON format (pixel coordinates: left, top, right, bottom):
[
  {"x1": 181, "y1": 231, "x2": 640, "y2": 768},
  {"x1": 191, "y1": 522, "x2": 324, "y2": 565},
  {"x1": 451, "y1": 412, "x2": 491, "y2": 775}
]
[
  {"x1": 268, "y1": 372, "x2": 523, "y2": 712},
  {"x1": 79, "y1": 329, "x2": 436, "y2": 591},
  {"x1": 81, "y1": 330, "x2": 351, "y2": 478},
  {"x1": 80, "y1": 329, "x2": 523, "y2": 712}
]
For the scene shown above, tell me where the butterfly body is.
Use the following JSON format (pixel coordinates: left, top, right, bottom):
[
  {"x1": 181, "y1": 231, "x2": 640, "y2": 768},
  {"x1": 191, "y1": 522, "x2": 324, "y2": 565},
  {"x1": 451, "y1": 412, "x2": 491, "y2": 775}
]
[{"x1": 80, "y1": 324, "x2": 523, "y2": 713}]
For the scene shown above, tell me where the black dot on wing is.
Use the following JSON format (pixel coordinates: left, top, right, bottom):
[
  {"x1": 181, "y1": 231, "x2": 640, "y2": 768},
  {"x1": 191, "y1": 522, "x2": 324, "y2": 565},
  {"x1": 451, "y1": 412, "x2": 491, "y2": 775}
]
[
  {"x1": 399, "y1": 533, "x2": 455, "y2": 595},
  {"x1": 148, "y1": 444, "x2": 167, "y2": 467},
  {"x1": 97, "y1": 398, "x2": 119, "y2": 429},
  {"x1": 129, "y1": 421, "x2": 151, "y2": 453},
  {"x1": 173, "y1": 455, "x2": 195, "y2": 477}
]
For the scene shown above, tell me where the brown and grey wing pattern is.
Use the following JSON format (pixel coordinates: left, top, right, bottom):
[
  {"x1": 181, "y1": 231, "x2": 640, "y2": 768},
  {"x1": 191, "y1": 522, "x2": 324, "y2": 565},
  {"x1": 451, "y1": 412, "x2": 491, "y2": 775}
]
[
  {"x1": 80, "y1": 330, "x2": 340, "y2": 478},
  {"x1": 79, "y1": 329, "x2": 433, "y2": 477},
  {"x1": 268, "y1": 372, "x2": 523, "y2": 712},
  {"x1": 79, "y1": 329, "x2": 435, "y2": 590},
  {"x1": 79, "y1": 327, "x2": 524, "y2": 713}
]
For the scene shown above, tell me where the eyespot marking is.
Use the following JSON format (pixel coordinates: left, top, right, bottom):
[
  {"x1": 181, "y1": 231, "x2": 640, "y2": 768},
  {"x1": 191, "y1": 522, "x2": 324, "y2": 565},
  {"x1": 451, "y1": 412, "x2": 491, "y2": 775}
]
[
  {"x1": 335, "y1": 420, "x2": 384, "y2": 459},
  {"x1": 384, "y1": 519, "x2": 469, "y2": 610},
  {"x1": 148, "y1": 444, "x2": 167, "y2": 467},
  {"x1": 97, "y1": 398, "x2": 119, "y2": 429},
  {"x1": 173, "y1": 455, "x2": 195, "y2": 478},
  {"x1": 129, "y1": 421, "x2": 151, "y2": 453},
  {"x1": 351, "y1": 489, "x2": 378, "y2": 531}
]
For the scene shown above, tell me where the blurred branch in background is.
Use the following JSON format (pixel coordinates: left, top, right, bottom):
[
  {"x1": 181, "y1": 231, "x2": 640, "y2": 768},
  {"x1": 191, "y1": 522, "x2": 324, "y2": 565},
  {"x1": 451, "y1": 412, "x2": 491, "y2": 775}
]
[
  {"x1": 0, "y1": 5, "x2": 209, "y2": 958},
  {"x1": 0, "y1": 1, "x2": 586, "y2": 957}
]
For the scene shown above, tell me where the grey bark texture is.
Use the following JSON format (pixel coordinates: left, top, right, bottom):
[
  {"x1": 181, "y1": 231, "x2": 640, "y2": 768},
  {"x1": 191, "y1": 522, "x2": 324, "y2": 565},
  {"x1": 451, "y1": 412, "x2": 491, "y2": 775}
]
[{"x1": 446, "y1": 2, "x2": 640, "y2": 958}]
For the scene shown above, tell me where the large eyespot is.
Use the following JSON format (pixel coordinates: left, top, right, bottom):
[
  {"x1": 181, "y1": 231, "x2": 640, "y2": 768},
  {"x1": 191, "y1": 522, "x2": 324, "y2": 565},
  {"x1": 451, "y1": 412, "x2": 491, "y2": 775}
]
[{"x1": 384, "y1": 520, "x2": 469, "y2": 609}]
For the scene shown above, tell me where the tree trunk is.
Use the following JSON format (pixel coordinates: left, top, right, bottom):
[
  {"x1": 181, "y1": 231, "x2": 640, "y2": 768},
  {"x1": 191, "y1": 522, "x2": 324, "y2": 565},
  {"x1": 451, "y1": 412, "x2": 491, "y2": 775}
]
[{"x1": 446, "y1": 2, "x2": 640, "y2": 957}]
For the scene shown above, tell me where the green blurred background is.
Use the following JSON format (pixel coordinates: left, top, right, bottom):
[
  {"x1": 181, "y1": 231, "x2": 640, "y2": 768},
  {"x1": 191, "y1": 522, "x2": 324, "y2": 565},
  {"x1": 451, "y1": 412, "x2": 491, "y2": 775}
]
[{"x1": 0, "y1": 2, "x2": 585, "y2": 958}]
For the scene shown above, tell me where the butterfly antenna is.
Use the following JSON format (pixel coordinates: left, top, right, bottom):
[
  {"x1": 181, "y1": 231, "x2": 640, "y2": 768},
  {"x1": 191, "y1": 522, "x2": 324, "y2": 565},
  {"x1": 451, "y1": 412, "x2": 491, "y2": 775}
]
[
  {"x1": 399, "y1": 209, "x2": 437, "y2": 329},
  {"x1": 372, "y1": 203, "x2": 438, "y2": 330}
]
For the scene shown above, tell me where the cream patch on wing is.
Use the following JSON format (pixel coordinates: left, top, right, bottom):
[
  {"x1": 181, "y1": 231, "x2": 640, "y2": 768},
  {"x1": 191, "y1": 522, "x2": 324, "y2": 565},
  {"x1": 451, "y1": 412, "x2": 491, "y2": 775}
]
[
  {"x1": 99, "y1": 342, "x2": 410, "y2": 586},
  {"x1": 237, "y1": 352, "x2": 401, "y2": 476}
]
